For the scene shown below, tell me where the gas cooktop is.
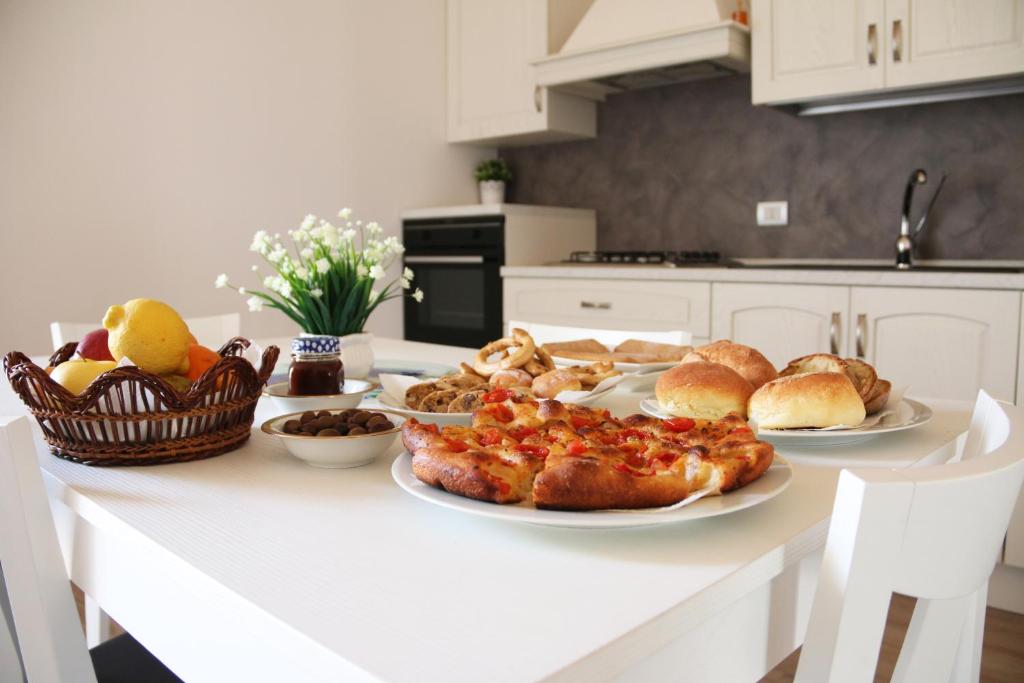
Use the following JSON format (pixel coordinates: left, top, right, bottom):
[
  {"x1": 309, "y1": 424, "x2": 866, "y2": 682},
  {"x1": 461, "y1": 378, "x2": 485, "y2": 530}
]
[{"x1": 563, "y1": 251, "x2": 728, "y2": 267}]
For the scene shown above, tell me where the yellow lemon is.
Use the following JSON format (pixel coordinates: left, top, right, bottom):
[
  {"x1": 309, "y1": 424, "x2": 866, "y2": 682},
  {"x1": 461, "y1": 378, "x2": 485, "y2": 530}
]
[
  {"x1": 50, "y1": 359, "x2": 117, "y2": 395},
  {"x1": 103, "y1": 299, "x2": 192, "y2": 375}
]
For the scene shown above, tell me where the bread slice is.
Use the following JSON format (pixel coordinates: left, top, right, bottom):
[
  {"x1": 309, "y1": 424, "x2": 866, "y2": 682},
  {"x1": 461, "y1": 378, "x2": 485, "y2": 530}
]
[
  {"x1": 614, "y1": 339, "x2": 689, "y2": 361},
  {"x1": 843, "y1": 358, "x2": 878, "y2": 402},
  {"x1": 541, "y1": 339, "x2": 608, "y2": 355},
  {"x1": 779, "y1": 353, "x2": 849, "y2": 378},
  {"x1": 863, "y1": 379, "x2": 892, "y2": 414}
]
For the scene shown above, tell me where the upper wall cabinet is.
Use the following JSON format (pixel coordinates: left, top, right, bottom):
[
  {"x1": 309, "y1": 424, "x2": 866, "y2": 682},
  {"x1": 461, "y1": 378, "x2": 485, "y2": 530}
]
[
  {"x1": 447, "y1": 0, "x2": 596, "y2": 146},
  {"x1": 752, "y1": 0, "x2": 1024, "y2": 105}
]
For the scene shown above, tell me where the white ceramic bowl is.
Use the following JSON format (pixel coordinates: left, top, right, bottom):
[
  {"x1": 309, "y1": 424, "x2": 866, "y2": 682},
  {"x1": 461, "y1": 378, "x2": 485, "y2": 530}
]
[
  {"x1": 260, "y1": 409, "x2": 405, "y2": 468},
  {"x1": 263, "y1": 379, "x2": 377, "y2": 414}
]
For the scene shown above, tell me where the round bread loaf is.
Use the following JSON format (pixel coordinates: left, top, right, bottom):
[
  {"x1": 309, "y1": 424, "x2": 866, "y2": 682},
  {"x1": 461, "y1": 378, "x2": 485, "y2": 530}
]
[
  {"x1": 655, "y1": 361, "x2": 754, "y2": 419},
  {"x1": 683, "y1": 340, "x2": 778, "y2": 389},
  {"x1": 748, "y1": 372, "x2": 866, "y2": 429}
]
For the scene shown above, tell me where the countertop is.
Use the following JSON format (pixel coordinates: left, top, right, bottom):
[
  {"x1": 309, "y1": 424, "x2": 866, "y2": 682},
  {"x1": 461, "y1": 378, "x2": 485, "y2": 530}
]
[{"x1": 501, "y1": 259, "x2": 1024, "y2": 290}]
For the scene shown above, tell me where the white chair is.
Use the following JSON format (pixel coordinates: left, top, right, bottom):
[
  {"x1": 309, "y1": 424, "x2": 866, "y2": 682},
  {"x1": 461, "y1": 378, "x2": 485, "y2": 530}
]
[
  {"x1": 50, "y1": 312, "x2": 241, "y2": 351},
  {"x1": 506, "y1": 320, "x2": 692, "y2": 347},
  {"x1": 0, "y1": 416, "x2": 182, "y2": 682},
  {"x1": 794, "y1": 391, "x2": 1024, "y2": 683}
]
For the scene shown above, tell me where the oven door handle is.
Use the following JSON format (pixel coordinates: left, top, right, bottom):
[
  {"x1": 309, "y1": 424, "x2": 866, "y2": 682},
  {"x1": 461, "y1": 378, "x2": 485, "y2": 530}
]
[{"x1": 403, "y1": 255, "x2": 485, "y2": 264}]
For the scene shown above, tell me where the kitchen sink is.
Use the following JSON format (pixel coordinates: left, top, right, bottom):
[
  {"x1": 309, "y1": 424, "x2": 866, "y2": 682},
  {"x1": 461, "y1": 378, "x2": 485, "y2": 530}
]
[{"x1": 728, "y1": 263, "x2": 1024, "y2": 274}]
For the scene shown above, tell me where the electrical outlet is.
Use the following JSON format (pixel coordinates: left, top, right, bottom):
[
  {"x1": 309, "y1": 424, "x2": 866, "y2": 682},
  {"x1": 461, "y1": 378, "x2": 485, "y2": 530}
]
[{"x1": 757, "y1": 201, "x2": 788, "y2": 226}]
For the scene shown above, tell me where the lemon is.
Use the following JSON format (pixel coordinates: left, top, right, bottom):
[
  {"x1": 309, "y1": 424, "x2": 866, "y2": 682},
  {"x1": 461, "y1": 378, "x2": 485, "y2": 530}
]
[{"x1": 103, "y1": 299, "x2": 191, "y2": 375}]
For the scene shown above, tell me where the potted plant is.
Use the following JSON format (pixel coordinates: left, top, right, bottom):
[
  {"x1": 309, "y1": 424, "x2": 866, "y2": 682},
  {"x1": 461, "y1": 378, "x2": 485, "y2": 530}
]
[
  {"x1": 475, "y1": 158, "x2": 512, "y2": 204},
  {"x1": 214, "y1": 208, "x2": 423, "y2": 378}
]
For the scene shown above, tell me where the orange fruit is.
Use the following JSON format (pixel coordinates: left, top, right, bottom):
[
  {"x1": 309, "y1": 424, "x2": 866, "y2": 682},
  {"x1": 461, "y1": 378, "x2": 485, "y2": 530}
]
[{"x1": 185, "y1": 344, "x2": 222, "y2": 382}]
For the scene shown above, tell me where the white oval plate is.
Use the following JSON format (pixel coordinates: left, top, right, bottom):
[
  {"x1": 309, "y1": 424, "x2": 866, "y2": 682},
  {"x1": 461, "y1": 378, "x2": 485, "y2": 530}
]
[
  {"x1": 551, "y1": 355, "x2": 676, "y2": 374},
  {"x1": 391, "y1": 454, "x2": 792, "y2": 529},
  {"x1": 378, "y1": 385, "x2": 618, "y2": 426},
  {"x1": 639, "y1": 396, "x2": 933, "y2": 447}
]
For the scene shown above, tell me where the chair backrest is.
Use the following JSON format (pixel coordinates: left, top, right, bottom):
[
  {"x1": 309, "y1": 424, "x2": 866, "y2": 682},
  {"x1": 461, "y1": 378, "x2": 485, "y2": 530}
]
[
  {"x1": 506, "y1": 320, "x2": 692, "y2": 347},
  {"x1": 51, "y1": 312, "x2": 241, "y2": 351},
  {"x1": 795, "y1": 391, "x2": 1024, "y2": 683},
  {"x1": 0, "y1": 416, "x2": 97, "y2": 682}
]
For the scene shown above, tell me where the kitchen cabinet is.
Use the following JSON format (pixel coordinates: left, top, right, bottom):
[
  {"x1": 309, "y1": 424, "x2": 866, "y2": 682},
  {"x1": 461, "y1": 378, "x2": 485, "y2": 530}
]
[
  {"x1": 1008, "y1": 299, "x2": 1024, "y2": 569},
  {"x1": 752, "y1": 0, "x2": 1024, "y2": 105},
  {"x1": 711, "y1": 283, "x2": 850, "y2": 368},
  {"x1": 752, "y1": 0, "x2": 886, "y2": 104},
  {"x1": 447, "y1": 0, "x2": 596, "y2": 146},
  {"x1": 503, "y1": 277, "x2": 711, "y2": 345},
  {"x1": 849, "y1": 287, "x2": 1019, "y2": 402}
]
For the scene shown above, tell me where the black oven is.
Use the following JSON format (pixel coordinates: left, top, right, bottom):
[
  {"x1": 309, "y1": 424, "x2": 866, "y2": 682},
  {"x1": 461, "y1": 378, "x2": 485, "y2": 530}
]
[{"x1": 402, "y1": 215, "x2": 504, "y2": 348}]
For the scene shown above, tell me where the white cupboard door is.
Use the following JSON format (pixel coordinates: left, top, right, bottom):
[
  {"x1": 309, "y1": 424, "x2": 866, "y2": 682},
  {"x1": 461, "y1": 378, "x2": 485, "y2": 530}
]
[
  {"x1": 448, "y1": 0, "x2": 545, "y2": 142},
  {"x1": 885, "y1": 0, "x2": 1024, "y2": 89},
  {"x1": 711, "y1": 283, "x2": 849, "y2": 369},
  {"x1": 1008, "y1": 294, "x2": 1024, "y2": 568},
  {"x1": 504, "y1": 278, "x2": 710, "y2": 340},
  {"x1": 850, "y1": 287, "x2": 1020, "y2": 402},
  {"x1": 752, "y1": 0, "x2": 887, "y2": 104}
]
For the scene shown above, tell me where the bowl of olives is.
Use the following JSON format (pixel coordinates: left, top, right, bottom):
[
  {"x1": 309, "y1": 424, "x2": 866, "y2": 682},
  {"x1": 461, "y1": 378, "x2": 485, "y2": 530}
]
[{"x1": 260, "y1": 408, "x2": 404, "y2": 468}]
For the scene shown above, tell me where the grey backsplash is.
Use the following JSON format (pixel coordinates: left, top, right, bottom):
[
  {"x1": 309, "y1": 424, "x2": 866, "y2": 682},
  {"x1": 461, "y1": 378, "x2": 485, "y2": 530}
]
[{"x1": 499, "y1": 75, "x2": 1024, "y2": 260}]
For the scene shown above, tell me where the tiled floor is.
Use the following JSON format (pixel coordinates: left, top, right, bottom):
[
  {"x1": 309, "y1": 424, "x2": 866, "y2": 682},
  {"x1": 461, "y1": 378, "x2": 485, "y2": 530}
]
[{"x1": 74, "y1": 586, "x2": 1022, "y2": 680}]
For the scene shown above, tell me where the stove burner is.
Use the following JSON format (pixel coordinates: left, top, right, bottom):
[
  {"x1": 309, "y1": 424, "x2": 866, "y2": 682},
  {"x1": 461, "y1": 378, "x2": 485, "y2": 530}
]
[{"x1": 567, "y1": 251, "x2": 721, "y2": 266}]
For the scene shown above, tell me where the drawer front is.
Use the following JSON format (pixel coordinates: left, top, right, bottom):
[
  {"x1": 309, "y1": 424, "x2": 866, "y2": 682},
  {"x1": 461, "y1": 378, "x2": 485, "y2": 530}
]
[{"x1": 504, "y1": 278, "x2": 710, "y2": 336}]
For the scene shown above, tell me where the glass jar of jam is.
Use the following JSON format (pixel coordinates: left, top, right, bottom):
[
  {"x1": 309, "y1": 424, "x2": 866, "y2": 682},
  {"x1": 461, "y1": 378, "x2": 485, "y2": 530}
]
[{"x1": 288, "y1": 335, "x2": 344, "y2": 396}]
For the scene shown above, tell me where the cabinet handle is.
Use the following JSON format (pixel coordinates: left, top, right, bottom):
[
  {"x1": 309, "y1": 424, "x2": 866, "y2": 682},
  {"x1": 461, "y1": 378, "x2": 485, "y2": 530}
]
[
  {"x1": 580, "y1": 301, "x2": 611, "y2": 310},
  {"x1": 534, "y1": 85, "x2": 543, "y2": 113},
  {"x1": 867, "y1": 23, "x2": 878, "y2": 65},
  {"x1": 830, "y1": 312, "x2": 841, "y2": 355},
  {"x1": 892, "y1": 19, "x2": 903, "y2": 62},
  {"x1": 855, "y1": 314, "x2": 867, "y2": 359}
]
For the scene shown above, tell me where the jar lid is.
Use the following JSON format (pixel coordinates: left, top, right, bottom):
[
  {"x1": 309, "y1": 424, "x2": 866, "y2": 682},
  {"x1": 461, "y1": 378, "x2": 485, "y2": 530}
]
[{"x1": 291, "y1": 335, "x2": 340, "y2": 355}]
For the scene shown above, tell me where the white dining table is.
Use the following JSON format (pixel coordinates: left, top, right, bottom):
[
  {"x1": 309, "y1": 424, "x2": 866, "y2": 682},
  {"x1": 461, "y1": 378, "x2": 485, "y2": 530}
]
[{"x1": 1, "y1": 337, "x2": 971, "y2": 682}]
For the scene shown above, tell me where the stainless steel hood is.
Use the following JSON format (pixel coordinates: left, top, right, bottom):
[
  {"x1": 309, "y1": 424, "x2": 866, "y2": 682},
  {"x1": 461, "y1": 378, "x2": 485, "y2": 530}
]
[{"x1": 534, "y1": 0, "x2": 750, "y2": 100}]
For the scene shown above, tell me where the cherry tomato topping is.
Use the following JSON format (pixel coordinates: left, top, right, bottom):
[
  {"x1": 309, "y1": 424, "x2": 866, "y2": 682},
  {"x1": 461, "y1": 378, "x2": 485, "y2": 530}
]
[
  {"x1": 567, "y1": 440, "x2": 588, "y2": 456},
  {"x1": 488, "y1": 404, "x2": 515, "y2": 423},
  {"x1": 494, "y1": 479, "x2": 511, "y2": 495},
  {"x1": 424, "y1": 424, "x2": 439, "y2": 435},
  {"x1": 571, "y1": 415, "x2": 594, "y2": 430},
  {"x1": 732, "y1": 426, "x2": 752, "y2": 434},
  {"x1": 510, "y1": 426, "x2": 538, "y2": 441},
  {"x1": 653, "y1": 452, "x2": 680, "y2": 466},
  {"x1": 664, "y1": 417, "x2": 696, "y2": 432},
  {"x1": 514, "y1": 444, "x2": 549, "y2": 458},
  {"x1": 625, "y1": 450, "x2": 647, "y2": 468},
  {"x1": 482, "y1": 388, "x2": 515, "y2": 404},
  {"x1": 613, "y1": 462, "x2": 655, "y2": 477},
  {"x1": 479, "y1": 428, "x2": 503, "y2": 446},
  {"x1": 616, "y1": 428, "x2": 644, "y2": 443},
  {"x1": 444, "y1": 438, "x2": 469, "y2": 453}
]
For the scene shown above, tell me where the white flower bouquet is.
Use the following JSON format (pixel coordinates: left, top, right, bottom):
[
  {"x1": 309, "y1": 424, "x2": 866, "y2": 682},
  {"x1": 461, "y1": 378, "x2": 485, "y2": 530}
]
[{"x1": 216, "y1": 208, "x2": 422, "y2": 336}]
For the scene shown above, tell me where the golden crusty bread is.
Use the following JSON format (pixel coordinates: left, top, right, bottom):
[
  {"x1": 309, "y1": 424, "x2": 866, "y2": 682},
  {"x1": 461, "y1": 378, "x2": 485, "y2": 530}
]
[
  {"x1": 541, "y1": 339, "x2": 608, "y2": 355},
  {"x1": 748, "y1": 372, "x2": 866, "y2": 429},
  {"x1": 863, "y1": 378, "x2": 892, "y2": 414},
  {"x1": 682, "y1": 340, "x2": 778, "y2": 390},
  {"x1": 778, "y1": 353, "x2": 849, "y2": 378},
  {"x1": 655, "y1": 361, "x2": 755, "y2": 420},
  {"x1": 613, "y1": 339, "x2": 690, "y2": 361},
  {"x1": 843, "y1": 358, "x2": 878, "y2": 401},
  {"x1": 531, "y1": 369, "x2": 583, "y2": 399}
]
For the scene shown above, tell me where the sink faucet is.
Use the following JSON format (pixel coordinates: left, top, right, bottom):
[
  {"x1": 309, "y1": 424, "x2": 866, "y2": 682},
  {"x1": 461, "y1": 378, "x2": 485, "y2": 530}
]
[{"x1": 896, "y1": 168, "x2": 947, "y2": 269}]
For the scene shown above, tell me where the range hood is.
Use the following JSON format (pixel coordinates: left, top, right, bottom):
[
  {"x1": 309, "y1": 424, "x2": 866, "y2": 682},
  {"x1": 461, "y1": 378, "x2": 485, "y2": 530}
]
[{"x1": 534, "y1": 0, "x2": 750, "y2": 100}]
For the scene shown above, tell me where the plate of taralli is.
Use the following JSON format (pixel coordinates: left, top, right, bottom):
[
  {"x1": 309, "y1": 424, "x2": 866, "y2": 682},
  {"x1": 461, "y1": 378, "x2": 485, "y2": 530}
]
[
  {"x1": 377, "y1": 329, "x2": 623, "y2": 424},
  {"x1": 640, "y1": 341, "x2": 932, "y2": 446}
]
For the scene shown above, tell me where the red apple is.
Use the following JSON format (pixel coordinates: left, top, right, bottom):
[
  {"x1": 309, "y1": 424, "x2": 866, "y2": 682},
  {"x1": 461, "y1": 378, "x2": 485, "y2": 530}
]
[{"x1": 76, "y1": 328, "x2": 115, "y2": 361}]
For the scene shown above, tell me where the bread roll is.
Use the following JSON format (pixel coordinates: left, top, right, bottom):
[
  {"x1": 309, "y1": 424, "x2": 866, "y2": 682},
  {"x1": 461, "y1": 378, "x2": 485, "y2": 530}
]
[
  {"x1": 532, "y1": 369, "x2": 582, "y2": 399},
  {"x1": 863, "y1": 379, "x2": 892, "y2": 415},
  {"x1": 655, "y1": 361, "x2": 754, "y2": 420},
  {"x1": 683, "y1": 340, "x2": 778, "y2": 389},
  {"x1": 489, "y1": 368, "x2": 534, "y2": 388},
  {"x1": 779, "y1": 353, "x2": 848, "y2": 377},
  {"x1": 748, "y1": 372, "x2": 866, "y2": 429}
]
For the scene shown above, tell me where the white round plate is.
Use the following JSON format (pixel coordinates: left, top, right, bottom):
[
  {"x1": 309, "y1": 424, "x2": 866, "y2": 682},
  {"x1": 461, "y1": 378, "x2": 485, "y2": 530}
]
[
  {"x1": 263, "y1": 379, "x2": 378, "y2": 414},
  {"x1": 378, "y1": 385, "x2": 617, "y2": 426},
  {"x1": 391, "y1": 454, "x2": 792, "y2": 529},
  {"x1": 551, "y1": 354, "x2": 676, "y2": 374},
  {"x1": 639, "y1": 395, "x2": 933, "y2": 446},
  {"x1": 369, "y1": 359, "x2": 457, "y2": 379}
]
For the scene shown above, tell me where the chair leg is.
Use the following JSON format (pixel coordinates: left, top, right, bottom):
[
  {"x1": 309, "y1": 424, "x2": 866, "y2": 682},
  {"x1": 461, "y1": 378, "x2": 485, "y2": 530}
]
[
  {"x1": 949, "y1": 584, "x2": 987, "y2": 683},
  {"x1": 892, "y1": 595, "x2": 971, "y2": 683},
  {"x1": 84, "y1": 595, "x2": 111, "y2": 648}
]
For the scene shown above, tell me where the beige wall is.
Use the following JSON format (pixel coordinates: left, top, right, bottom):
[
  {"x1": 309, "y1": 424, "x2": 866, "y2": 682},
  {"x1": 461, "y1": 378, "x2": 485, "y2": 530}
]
[{"x1": 0, "y1": 0, "x2": 491, "y2": 355}]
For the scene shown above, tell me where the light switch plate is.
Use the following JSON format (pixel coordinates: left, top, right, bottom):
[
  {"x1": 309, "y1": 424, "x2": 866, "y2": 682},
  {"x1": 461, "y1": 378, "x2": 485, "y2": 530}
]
[{"x1": 757, "y1": 201, "x2": 788, "y2": 226}]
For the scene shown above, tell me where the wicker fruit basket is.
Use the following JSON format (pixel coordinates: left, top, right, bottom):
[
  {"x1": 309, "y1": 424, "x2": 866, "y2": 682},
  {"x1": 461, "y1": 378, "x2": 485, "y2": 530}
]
[{"x1": 4, "y1": 337, "x2": 279, "y2": 466}]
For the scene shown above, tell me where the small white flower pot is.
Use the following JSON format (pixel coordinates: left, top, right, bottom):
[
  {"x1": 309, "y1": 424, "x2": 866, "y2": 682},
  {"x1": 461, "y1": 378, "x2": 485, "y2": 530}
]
[
  {"x1": 339, "y1": 332, "x2": 375, "y2": 379},
  {"x1": 479, "y1": 180, "x2": 505, "y2": 205}
]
